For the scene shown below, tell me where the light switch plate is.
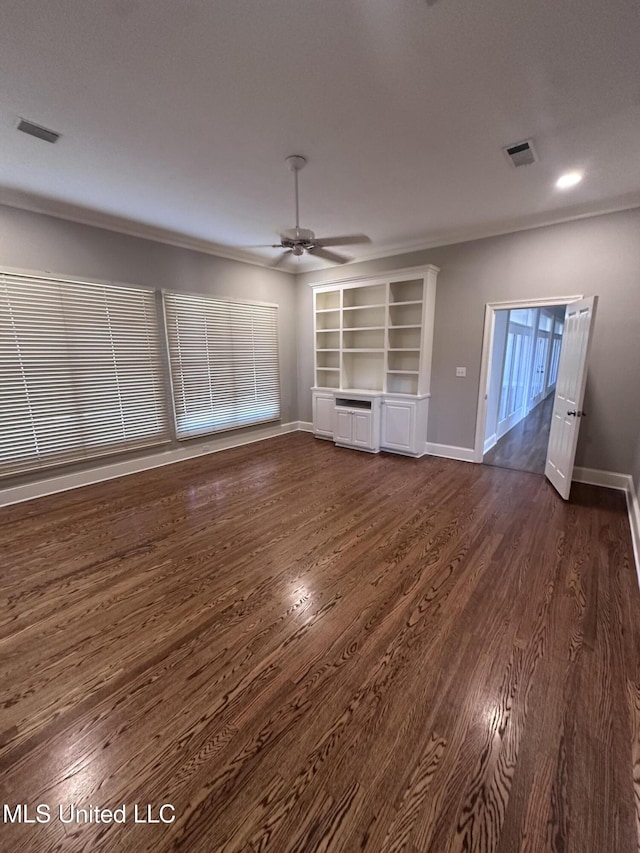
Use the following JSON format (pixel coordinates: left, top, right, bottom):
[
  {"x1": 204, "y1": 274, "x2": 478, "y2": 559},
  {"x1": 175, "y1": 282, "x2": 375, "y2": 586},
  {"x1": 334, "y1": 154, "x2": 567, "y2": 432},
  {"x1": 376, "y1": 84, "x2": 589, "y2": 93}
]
[{"x1": 456, "y1": 367, "x2": 466, "y2": 377}]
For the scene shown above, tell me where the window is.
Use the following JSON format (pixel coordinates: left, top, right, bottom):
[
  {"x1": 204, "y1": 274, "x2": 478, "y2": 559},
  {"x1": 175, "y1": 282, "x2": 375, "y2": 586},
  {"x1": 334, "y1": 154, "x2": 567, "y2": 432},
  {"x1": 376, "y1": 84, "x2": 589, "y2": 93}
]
[
  {"x1": 499, "y1": 309, "x2": 534, "y2": 423},
  {"x1": 530, "y1": 311, "x2": 552, "y2": 399},
  {"x1": 0, "y1": 271, "x2": 170, "y2": 477},
  {"x1": 163, "y1": 291, "x2": 280, "y2": 439},
  {"x1": 537, "y1": 312, "x2": 553, "y2": 332},
  {"x1": 509, "y1": 308, "x2": 536, "y2": 326},
  {"x1": 499, "y1": 327, "x2": 532, "y2": 422}
]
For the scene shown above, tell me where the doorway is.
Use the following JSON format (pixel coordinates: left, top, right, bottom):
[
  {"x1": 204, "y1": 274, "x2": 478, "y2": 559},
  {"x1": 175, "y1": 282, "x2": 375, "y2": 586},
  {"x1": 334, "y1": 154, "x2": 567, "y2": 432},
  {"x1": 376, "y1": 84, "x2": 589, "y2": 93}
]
[
  {"x1": 473, "y1": 296, "x2": 582, "y2": 473},
  {"x1": 482, "y1": 305, "x2": 565, "y2": 473}
]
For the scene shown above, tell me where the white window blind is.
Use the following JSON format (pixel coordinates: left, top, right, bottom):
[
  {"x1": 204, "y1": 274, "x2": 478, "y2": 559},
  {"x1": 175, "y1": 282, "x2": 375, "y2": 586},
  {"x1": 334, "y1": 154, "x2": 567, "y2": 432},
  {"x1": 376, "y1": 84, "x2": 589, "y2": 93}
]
[
  {"x1": 0, "y1": 272, "x2": 170, "y2": 477},
  {"x1": 163, "y1": 291, "x2": 280, "y2": 439}
]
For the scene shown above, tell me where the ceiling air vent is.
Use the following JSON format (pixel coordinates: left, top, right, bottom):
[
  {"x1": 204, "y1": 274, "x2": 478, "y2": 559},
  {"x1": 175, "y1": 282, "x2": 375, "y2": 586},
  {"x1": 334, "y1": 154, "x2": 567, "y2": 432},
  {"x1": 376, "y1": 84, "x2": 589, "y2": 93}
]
[
  {"x1": 17, "y1": 118, "x2": 60, "y2": 144},
  {"x1": 503, "y1": 139, "x2": 537, "y2": 168}
]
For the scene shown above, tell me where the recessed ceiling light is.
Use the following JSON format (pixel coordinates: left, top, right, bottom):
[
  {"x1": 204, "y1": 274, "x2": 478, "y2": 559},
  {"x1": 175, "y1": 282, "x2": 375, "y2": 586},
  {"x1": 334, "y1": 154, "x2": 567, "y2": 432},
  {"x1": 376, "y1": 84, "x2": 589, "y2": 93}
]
[{"x1": 556, "y1": 171, "x2": 583, "y2": 189}]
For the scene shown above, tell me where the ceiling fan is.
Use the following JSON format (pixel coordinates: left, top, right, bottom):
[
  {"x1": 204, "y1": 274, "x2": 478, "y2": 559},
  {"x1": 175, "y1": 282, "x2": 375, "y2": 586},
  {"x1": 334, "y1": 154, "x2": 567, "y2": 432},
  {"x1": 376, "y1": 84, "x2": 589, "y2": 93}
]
[{"x1": 256, "y1": 155, "x2": 370, "y2": 266}]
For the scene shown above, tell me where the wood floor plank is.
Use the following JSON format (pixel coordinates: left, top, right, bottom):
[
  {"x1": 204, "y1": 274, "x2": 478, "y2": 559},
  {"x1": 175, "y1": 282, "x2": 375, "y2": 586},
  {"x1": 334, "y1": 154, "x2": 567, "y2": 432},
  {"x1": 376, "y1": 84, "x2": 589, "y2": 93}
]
[
  {"x1": 483, "y1": 394, "x2": 554, "y2": 475},
  {"x1": 1, "y1": 433, "x2": 638, "y2": 852}
]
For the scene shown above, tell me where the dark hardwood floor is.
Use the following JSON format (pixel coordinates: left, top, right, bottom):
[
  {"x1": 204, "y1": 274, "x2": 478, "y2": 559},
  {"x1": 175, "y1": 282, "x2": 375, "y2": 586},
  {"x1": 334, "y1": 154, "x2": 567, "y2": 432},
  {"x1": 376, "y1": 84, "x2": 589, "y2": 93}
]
[
  {"x1": 484, "y1": 394, "x2": 554, "y2": 475},
  {"x1": 0, "y1": 433, "x2": 638, "y2": 852}
]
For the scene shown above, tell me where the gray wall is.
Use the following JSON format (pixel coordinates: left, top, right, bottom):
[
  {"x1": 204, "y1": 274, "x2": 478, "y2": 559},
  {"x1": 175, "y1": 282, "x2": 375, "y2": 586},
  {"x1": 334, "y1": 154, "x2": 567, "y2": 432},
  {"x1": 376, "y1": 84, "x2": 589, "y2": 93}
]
[
  {"x1": 296, "y1": 208, "x2": 640, "y2": 474},
  {"x1": 2, "y1": 203, "x2": 639, "y2": 479},
  {"x1": 0, "y1": 204, "x2": 299, "y2": 485}
]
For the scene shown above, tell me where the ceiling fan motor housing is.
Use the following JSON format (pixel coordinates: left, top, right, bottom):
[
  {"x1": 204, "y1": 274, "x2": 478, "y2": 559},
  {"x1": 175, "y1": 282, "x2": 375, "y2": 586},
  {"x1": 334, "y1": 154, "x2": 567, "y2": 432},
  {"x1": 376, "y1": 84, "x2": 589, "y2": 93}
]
[{"x1": 282, "y1": 227, "x2": 315, "y2": 243}]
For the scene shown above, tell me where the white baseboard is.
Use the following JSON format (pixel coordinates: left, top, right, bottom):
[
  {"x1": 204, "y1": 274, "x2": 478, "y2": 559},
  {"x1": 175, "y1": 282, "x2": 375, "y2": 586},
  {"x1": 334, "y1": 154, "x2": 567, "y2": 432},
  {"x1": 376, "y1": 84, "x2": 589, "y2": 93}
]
[
  {"x1": 573, "y1": 467, "x2": 640, "y2": 582},
  {"x1": 626, "y1": 480, "x2": 640, "y2": 584},
  {"x1": 483, "y1": 434, "x2": 497, "y2": 455},
  {"x1": 0, "y1": 421, "x2": 300, "y2": 508},
  {"x1": 572, "y1": 467, "x2": 632, "y2": 491},
  {"x1": 424, "y1": 442, "x2": 476, "y2": 463},
  {"x1": 297, "y1": 421, "x2": 313, "y2": 433}
]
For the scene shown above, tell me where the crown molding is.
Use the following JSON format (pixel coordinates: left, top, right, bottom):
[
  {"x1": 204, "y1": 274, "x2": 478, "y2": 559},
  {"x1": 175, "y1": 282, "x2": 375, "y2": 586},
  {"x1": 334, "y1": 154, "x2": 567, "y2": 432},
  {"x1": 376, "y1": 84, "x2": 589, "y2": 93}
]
[
  {"x1": 2, "y1": 186, "x2": 639, "y2": 278},
  {"x1": 0, "y1": 187, "x2": 295, "y2": 274},
  {"x1": 294, "y1": 192, "x2": 640, "y2": 273}
]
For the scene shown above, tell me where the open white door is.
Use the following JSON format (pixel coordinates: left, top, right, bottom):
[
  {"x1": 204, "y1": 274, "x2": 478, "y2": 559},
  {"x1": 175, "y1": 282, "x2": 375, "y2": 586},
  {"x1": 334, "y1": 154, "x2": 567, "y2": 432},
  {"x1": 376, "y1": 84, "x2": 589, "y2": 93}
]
[{"x1": 545, "y1": 296, "x2": 598, "y2": 499}]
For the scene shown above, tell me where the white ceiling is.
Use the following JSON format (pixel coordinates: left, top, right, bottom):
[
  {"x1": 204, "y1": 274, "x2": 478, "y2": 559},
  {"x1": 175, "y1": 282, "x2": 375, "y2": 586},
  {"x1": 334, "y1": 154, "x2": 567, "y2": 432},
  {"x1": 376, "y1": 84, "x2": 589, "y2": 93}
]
[{"x1": 1, "y1": 0, "x2": 639, "y2": 272}]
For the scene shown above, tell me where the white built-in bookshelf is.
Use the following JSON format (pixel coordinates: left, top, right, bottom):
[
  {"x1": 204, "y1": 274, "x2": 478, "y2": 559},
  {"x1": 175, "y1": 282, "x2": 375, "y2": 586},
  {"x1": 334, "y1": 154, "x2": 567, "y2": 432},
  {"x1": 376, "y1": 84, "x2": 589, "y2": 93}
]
[
  {"x1": 311, "y1": 265, "x2": 439, "y2": 456},
  {"x1": 312, "y1": 266, "x2": 438, "y2": 396}
]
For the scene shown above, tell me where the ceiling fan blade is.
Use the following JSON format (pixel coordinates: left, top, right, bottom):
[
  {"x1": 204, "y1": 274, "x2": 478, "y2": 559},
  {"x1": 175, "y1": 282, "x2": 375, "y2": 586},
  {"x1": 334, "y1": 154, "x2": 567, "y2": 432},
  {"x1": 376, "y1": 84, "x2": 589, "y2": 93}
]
[
  {"x1": 314, "y1": 234, "x2": 371, "y2": 247},
  {"x1": 308, "y1": 246, "x2": 349, "y2": 264},
  {"x1": 271, "y1": 250, "x2": 292, "y2": 267},
  {"x1": 239, "y1": 243, "x2": 284, "y2": 248}
]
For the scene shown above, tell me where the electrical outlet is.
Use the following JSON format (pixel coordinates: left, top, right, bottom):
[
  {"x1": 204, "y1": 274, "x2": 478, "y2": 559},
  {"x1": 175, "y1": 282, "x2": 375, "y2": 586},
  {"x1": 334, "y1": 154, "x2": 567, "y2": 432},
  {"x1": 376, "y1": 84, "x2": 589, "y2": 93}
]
[{"x1": 456, "y1": 367, "x2": 466, "y2": 377}]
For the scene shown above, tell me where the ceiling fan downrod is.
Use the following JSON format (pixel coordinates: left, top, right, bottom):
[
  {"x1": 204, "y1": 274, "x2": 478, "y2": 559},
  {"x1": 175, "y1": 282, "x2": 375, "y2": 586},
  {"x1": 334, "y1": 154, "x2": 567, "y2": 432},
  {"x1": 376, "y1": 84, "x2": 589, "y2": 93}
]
[
  {"x1": 286, "y1": 154, "x2": 307, "y2": 237},
  {"x1": 258, "y1": 154, "x2": 369, "y2": 266}
]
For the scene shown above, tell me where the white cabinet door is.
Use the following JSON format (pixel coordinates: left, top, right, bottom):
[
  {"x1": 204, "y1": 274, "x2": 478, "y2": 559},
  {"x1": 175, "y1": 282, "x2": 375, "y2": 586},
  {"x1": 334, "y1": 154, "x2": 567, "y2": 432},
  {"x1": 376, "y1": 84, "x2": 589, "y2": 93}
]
[
  {"x1": 312, "y1": 392, "x2": 335, "y2": 438},
  {"x1": 334, "y1": 409, "x2": 353, "y2": 444},
  {"x1": 333, "y1": 396, "x2": 381, "y2": 453},
  {"x1": 381, "y1": 400, "x2": 416, "y2": 454},
  {"x1": 352, "y1": 411, "x2": 372, "y2": 448}
]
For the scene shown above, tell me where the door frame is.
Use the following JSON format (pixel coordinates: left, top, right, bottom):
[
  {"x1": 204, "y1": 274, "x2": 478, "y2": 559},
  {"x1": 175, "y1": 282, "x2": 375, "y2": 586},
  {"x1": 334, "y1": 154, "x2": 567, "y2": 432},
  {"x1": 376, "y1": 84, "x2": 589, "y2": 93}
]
[{"x1": 472, "y1": 296, "x2": 583, "y2": 463}]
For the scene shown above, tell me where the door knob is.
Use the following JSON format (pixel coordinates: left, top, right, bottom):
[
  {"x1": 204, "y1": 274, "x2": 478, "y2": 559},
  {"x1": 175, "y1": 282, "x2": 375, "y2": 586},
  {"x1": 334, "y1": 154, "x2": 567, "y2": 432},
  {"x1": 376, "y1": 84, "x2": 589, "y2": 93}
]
[{"x1": 567, "y1": 410, "x2": 586, "y2": 417}]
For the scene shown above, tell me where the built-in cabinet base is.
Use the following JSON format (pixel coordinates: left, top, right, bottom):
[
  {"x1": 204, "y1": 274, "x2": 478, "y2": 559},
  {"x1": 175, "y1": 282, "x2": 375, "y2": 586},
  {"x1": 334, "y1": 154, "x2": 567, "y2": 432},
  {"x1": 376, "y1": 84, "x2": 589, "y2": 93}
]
[
  {"x1": 312, "y1": 390, "x2": 335, "y2": 440},
  {"x1": 380, "y1": 395, "x2": 429, "y2": 456},
  {"x1": 334, "y1": 393, "x2": 381, "y2": 453},
  {"x1": 312, "y1": 389, "x2": 429, "y2": 456}
]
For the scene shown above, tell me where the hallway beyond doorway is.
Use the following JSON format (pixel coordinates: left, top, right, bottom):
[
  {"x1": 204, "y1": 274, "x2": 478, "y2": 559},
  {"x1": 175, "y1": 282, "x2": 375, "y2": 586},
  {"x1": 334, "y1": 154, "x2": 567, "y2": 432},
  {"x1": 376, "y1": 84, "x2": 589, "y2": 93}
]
[{"x1": 483, "y1": 394, "x2": 554, "y2": 474}]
